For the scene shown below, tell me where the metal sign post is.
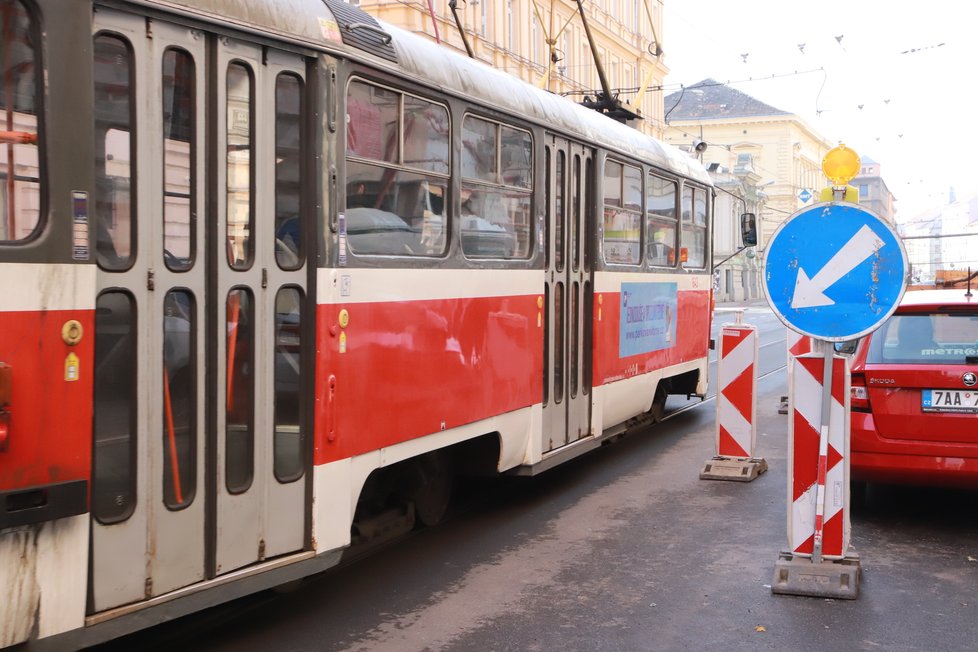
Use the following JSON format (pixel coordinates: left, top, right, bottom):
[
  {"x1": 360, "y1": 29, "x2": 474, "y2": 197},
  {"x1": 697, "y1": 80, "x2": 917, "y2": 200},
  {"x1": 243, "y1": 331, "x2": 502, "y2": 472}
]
[{"x1": 763, "y1": 198, "x2": 909, "y2": 599}]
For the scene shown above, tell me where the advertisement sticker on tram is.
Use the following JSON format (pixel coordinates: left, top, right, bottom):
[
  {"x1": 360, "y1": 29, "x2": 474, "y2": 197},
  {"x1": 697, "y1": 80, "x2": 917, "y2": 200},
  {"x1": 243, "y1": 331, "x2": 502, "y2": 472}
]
[{"x1": 619, "y1": 282, "x2": 677, "y2": 357}]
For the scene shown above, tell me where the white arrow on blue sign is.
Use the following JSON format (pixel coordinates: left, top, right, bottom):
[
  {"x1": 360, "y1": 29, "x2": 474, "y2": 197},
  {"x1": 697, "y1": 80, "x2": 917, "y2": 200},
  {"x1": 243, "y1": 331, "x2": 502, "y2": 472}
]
[{"x1": 763, "y1": 202, "x2": 908, "y2": 341}]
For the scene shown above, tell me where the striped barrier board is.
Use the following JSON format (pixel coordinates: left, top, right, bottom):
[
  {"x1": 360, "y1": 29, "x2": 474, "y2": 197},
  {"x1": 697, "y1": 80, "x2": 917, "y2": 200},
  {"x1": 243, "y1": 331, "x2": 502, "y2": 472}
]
[
  {"x1": 787, "y1": 328, "x2": 812, "y2": 358},
  {"x1": 772, "y1": 348, "x2": 860, "y2": 600},
  {"x1": 700, "y1": 322, "x2": 766, "y2": 482},
  {"x1": 779, "y1": 329, "x2": 813, "y2": 414},
  {"x1": 787, "y1": 352, "x2": 850, "y2": 559}
]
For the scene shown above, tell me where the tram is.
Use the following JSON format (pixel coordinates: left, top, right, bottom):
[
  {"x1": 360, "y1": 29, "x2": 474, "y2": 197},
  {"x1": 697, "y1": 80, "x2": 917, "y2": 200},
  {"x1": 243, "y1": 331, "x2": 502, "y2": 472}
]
[{"x1": 0, "y1": 0, "x2": 731, "y2": 648}]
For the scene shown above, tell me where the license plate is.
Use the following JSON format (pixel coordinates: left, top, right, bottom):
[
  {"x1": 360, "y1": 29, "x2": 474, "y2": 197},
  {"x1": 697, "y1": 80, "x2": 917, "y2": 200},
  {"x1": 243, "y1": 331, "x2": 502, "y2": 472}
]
[{"x1": 922, "y1": 389, "x2": 978, "y2": 413}]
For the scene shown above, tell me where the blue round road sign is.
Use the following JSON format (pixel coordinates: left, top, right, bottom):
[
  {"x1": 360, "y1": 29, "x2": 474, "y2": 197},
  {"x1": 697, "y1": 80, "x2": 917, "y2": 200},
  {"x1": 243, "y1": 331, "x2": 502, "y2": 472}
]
[{"x1": 762, "y1": 202, "x2": 908, "y2": 341}]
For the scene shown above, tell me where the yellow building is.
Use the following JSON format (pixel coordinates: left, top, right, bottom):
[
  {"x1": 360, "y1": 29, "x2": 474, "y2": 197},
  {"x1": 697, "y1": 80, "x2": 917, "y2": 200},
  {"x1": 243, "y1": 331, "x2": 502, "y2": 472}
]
[
  {"x1": 662, "y1": 80, "x2": 835, "y2": 249},
  {"x1": 354, "y1": 0, "x2": 669, "y2": 137}
]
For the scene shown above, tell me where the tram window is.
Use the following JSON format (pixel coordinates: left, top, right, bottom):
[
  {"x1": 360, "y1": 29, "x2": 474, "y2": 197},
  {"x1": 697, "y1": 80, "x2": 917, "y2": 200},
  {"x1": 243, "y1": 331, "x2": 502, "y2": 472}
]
[
  {"x1": 94, "y1": 35, "x2": 134, "y2": 270},
  {"x1": 403, "y1": 94, "x2": 449, "y2": 175},
  {"x1": 459, "y1": 184, "x2": 531, "y2": 258},
  {"x1": 602, "y1": 160, "x2": 642, "y2": 265},
  {"x1": 544, "y1": 147, "x2": 550, "y2": 269},
  {"x1": 226, "y1": 287, "x2": 255, "y2": 494},
  {"x1": 461, "y1": 116, "x2": 533, "y2": 259},
  {"x1": 226, "y1": 62, "x2": 254, "y2": 270},
  {"x1": 162, "y1": 48, "x2": 196, "y2": 271},
  {"x1": 163, "y1": 289, "x2": 197, "y2": 510},
  {"x1": 0, "y1": 0, "x2": 43, "y2": 241},
  {"x1": 93, "y1": 291, "x2": 137, "y2": 524},
  {"x1": 274, "y1": 287, "x2": 304, "y2": 483},
  {"x1": 647, "y1": 174, "x2": 678, "y2": 267},
  {"x1": 461, "y1": 116, "x2": 497, "y2": 182},
  {"x1": 681, "y1": 185, "x2": 707, "y2": 268},
  {"x1": 554, "y1": 149, "x2": 564, "y2": 272},
  {"x1": 572, "y1": 154, "x2": 581, "y2": 272},
  {"x1": 275, "y1": 73, "x2": 304, "y2": 270},
  {"x1": 347, "y1": 80, "x2": 398, "y2": 164},
  {"x1": 345, "y1": 79, "x2": 450, "y2": 257},
  {"x1": 346, "y1": 162, "x2": 448, "y2": 256},
  {"x1": 553, "y1": 282, "x2": 564, "y2": 404},
  {"x1": 500, "y1": 126, "x2": 531, "y2": 189}
]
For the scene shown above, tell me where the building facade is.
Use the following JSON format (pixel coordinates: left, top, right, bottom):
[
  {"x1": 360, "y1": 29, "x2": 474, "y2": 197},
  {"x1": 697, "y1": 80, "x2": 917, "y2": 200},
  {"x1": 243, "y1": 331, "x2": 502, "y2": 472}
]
[
  {"x1": 354, "y1": 0, "x2": 669, "y2": 137},
  {"x1": 852, "y1": 156, "x2": 896, "y2": 225},
  {"x1": 661, "y1": 80, "x2": 836, "y2": 251}
]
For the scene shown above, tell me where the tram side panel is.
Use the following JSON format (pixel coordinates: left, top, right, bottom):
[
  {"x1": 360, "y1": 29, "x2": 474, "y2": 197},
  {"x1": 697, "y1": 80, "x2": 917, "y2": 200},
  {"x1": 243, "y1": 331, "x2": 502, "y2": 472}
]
[
  {"x1": 591, "y1": 271, "x2": 711, "y2": 430},
  {"x1": 311, "y1": 268, "x2": 543, "y2": 551}
]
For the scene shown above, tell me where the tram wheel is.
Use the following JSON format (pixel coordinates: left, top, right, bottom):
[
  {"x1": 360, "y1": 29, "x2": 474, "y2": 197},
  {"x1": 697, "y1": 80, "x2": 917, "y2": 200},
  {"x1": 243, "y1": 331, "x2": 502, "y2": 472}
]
[{"x1": 412, "y1": 451, "x2": 453, "y2": 527}]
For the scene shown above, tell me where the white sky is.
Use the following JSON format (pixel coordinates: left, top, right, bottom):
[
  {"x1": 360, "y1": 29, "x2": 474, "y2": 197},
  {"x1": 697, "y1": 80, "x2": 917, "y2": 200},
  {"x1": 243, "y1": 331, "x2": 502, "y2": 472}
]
[{"x1": 660, "y1": 0, "x2": 978, "y2": 221}]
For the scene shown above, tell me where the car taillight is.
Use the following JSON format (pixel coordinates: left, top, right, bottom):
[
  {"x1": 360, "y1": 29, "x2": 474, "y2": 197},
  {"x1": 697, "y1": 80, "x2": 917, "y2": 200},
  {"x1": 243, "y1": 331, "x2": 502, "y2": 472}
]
[{"x1": 851, "y1": 373, "x2": 870, "y2": 412}]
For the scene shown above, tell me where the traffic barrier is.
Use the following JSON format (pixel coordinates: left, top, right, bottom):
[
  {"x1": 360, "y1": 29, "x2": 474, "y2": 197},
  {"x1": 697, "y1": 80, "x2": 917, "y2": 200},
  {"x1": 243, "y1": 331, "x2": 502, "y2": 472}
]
[
  {"x1": 787, "y1": 329, "x2": 813, "y2": 358},
  {"x1": 772, "y1": 348, "x2": 860, "y2": 599},
  {"x1": 700, "y1": 315, "x2": 767, "y2": 482},
  {"x1": 779, "y1": 329, "x2": 813, "y2": 413}
]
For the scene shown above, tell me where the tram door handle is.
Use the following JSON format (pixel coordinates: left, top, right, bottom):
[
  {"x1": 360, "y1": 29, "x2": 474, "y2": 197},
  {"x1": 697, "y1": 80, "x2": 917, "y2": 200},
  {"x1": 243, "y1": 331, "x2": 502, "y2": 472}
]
[{"x1": 326, "y1": 374, "x2": 337, "y2": 442}]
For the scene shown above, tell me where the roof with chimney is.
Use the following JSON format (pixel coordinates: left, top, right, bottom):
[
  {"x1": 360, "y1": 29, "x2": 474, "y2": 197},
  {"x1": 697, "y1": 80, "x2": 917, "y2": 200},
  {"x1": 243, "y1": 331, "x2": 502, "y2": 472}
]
[{"x1": 664, "y1": 79, "x2": 790, "y2": 121}]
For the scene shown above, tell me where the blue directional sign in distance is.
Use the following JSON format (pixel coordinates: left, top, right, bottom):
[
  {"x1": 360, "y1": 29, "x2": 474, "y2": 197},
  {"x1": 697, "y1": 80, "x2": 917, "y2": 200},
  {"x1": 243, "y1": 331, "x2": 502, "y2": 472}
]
[{"x1": 763, "y1": 202, "x2": 908, "y2": 341}]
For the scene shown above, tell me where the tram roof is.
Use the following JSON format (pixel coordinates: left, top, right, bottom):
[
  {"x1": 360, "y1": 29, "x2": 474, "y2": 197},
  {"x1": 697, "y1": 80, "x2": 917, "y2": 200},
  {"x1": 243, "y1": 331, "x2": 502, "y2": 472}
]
[
  {"x1": 386, "y1": 24, "x2": 712, "y2": 186},
  {"x1": 141, "y1": 0, "x2": 710, "y2": 186}
]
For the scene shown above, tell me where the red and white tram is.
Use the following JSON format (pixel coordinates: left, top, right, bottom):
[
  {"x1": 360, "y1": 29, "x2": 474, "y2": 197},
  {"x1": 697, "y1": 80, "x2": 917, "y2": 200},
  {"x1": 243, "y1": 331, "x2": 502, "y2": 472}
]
[{"x1": 0, "y1": 0, "x2": 721, "y2": 648}]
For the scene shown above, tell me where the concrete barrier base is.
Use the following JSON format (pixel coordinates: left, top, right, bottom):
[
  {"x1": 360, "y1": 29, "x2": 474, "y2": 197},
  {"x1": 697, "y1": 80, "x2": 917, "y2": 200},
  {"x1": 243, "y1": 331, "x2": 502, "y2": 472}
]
[
  {"x1": 771, "y1": 550, "x2": 861, "y2": 599},
  {"x1": 699, "y1": 456, "x2": 768, "y2": 482}
]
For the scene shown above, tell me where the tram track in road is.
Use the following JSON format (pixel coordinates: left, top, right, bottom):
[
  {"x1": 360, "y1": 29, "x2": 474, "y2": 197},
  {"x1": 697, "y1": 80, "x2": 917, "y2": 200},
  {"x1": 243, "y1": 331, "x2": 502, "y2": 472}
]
[{"x1": 667, "y1": 335, "x2": 788, "y2": 423}]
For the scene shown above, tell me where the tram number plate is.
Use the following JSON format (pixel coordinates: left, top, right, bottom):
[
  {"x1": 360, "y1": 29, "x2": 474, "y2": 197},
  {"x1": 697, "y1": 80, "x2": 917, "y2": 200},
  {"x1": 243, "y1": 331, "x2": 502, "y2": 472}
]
[{"x1": 922, "y1": 389, "x2": 978, "y2": 413}]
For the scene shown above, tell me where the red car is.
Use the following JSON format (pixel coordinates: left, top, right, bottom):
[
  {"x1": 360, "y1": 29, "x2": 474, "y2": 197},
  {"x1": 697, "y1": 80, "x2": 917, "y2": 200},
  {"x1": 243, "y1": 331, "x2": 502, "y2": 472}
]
[{"x1": 849, "y1": 288, "x2": 978, "y2": 489}]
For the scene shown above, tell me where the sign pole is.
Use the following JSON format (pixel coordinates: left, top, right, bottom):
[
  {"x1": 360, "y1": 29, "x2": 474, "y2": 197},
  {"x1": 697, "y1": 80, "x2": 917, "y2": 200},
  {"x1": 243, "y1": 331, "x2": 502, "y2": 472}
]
[{"x1": 811, "y1": 338, "x2": 834, "y2": 564}]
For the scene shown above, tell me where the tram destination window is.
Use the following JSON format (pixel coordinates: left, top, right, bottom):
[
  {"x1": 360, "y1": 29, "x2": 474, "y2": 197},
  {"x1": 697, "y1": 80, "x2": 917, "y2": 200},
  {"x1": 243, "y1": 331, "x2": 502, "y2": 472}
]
[
  {"x1": 602, "y1": 160, "x2": 642, "y2": 265},
  {"x1": 0, "y1": 0, "x2": 43, "y2": 241},
  {"x1": 345, "y1": 79, "x2": 449, "y2": 256},
  {"x1": 460, "y1": 116, "x2": 532, "y2": 259}
]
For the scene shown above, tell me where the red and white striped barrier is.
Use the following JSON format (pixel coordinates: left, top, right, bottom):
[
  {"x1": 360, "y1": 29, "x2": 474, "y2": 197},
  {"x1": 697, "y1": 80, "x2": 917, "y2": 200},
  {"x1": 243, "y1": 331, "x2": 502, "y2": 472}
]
[
  {"x1": 716, "y1": 323, "x2": 758, "y2": 459},
  {"x1": 787, "y1": 328, "x2": 812, "y2": 359},
  {"x1": 700, "y1": 319, "x2": 766, "y2": 481},
  {"x1": 787, "y1": 352, "x2": 850, "y2": 559}
]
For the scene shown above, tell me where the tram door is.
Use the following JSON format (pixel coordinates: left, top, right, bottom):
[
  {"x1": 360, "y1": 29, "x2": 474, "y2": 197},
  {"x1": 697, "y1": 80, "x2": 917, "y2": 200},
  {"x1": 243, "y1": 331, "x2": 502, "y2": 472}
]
[
  {"x1": 542, "y1": 136, "x2": 593, "y2": 453},
  {"x1": 90, "y1": 9, "x2": 309, "y2": 612}
]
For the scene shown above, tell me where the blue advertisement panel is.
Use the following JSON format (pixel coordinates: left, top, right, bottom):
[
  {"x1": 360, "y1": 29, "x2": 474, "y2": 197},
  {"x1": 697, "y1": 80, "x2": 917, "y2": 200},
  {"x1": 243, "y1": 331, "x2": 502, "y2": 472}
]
[{"x1": 619, "y1": 282, "x2": 678, "y2": 358}]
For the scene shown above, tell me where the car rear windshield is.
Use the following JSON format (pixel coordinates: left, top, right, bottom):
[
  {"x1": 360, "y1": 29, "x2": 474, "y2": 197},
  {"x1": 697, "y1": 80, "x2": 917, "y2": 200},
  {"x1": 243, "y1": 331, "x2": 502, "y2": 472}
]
[{"x1": 867, "y1": 312, "x2": 978, "y2": 364}]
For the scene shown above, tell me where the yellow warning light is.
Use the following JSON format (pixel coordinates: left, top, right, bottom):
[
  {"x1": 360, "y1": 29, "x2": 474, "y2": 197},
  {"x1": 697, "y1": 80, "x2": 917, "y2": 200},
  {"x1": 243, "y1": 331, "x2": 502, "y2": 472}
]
[{"x1": 822, "y1": 144, "x2": 861, "y2": 186}]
